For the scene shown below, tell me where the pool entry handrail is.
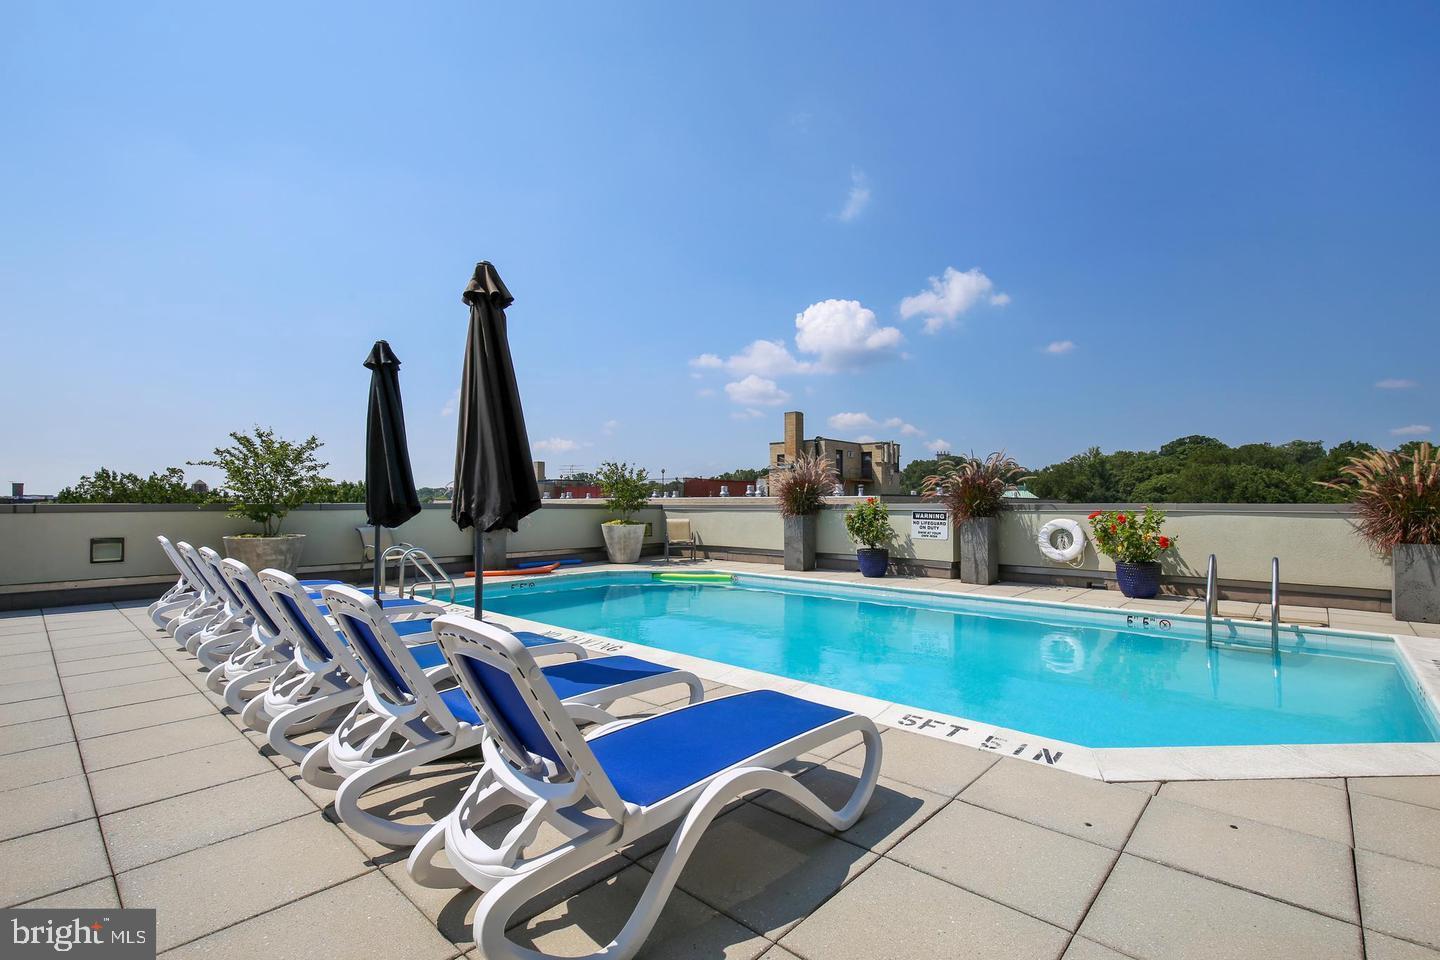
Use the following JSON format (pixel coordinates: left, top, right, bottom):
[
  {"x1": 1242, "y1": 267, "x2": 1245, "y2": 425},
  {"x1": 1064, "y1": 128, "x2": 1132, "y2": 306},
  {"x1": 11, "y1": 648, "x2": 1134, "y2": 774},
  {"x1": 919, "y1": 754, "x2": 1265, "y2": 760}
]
[
  {"x1": 380, "y1": 544, "x2": 456, "y2": 605},
  {"x1": 1271, "y1": 556, "x2": 1281, "y2": 654},
  {"x1": 1204, "y1": 554, "x2": 1218, "y2": 648}
]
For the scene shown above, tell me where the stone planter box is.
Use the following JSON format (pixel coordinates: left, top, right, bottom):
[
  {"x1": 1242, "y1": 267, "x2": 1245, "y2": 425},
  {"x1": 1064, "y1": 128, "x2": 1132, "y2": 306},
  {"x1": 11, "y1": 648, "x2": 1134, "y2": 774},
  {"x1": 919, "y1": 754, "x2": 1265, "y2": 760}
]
[
  {"x1": 601, "y1": 522, "x2": 645, "y2": 564},
  {"x1": 223, "y1": 533, "x2": 306, "y2": 574},
  {"x1": 1393, "y1": 544, "x2": 1440, "y2": 623},
  {"x1": 959, "y1": 517, "x2": 999, "y2": 584},
  {"x1": 784, "y1": 514, "x2": 817, "y2": 571}
]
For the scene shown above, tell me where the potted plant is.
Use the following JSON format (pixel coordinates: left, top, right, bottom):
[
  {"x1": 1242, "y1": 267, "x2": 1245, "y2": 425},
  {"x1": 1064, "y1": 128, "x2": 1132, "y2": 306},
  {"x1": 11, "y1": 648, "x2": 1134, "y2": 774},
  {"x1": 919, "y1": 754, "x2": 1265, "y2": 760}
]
[
  {"x1": 844, "y1": 496, "x2": 895, "y2": 577},
  {"x1": 923, "y1": 452, "x2": 1028, "y2": 584},
  {"x1": 597, "y1": 461, "x2": 651, "y2": 563},
  {"x1": 773, "y1": 454, "x2": 837, "y2": 571},
  {"x1": 1086, "y1": 506, "x2": 1176, "y2": 598},
  {"x1": 1322, "y1": 443, "x2": 1440, "y2": 622},
  {"x1": 189, "y1": 428, "x2": 326, "y2": 573}
]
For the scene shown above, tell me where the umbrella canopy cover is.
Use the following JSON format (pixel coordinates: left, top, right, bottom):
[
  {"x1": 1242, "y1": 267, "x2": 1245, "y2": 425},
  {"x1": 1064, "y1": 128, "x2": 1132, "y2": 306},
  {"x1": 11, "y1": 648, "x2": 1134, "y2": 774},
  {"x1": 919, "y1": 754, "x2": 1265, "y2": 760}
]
[
  {"x1": 364, "y1": 340, "x2": 422, "y2": 529},
  {"x1": 451, "y1": 261, "x2": 542, "y2": 534}
]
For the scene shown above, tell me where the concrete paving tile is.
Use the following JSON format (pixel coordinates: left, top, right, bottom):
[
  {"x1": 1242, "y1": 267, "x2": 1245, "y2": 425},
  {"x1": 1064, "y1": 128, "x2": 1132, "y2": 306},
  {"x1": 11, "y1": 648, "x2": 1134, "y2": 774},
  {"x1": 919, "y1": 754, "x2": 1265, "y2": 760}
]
[
  {"x1": 1062, "y1": 938, "x2": 1133, "y2": 960},
  {"x1": 830, "y1": 727, "x2": 996, "y2": 796},
  {"x1": 0, "y1": 638, "x2": 50, "y2": 655},
  {"x1": 1357, "y1": 850, "x2": 1440, "y2": 950},
  {"x1": 0, "y1": 677, "x2": 63, "y2": 704},
  {"x1": 1079, "y1": 854, "x2": 1362, "y2": 960},
  {"x1": 0, "y1": 740, "x2": 84, "y2": 791},
  {"x1": 78, "y1": 714, "x2": 242, "y2": 772},
  {"x1": 1352, "y1": 792, "x2": 1440, "y2": 868},
  {"x1": 638, "y1": 802, "x2": 877, "y2": 939},
  {"x1": 1116, "y1": 780, "x2": 1161, "y2": 794},
  {"x1": 506, "y1": 863, "x2": 770, "y2": 960},
  {"x1": 2, "y1": 663, "x2": 60, "y2": 684},
  {"x1": 961, "y1": 757, "x2": 1150, "y2": 849},
  {"x1": 20, "y1": 877, "x2": 121, "y2": 909},
  {"x1": 755, "y1": 766, "x2": 948, "y2": 854},
  {"x1": 48, "y1": 631, "x2": 148, "y2": 649},
  {"x1": 161, "y1": 871, "x2": 454, "y2": 960},
  {"x1": 52, "y1": 639, "x2": 160, "y2": 663},
  {"x1": 756, "y1": 949, "x2": 802, "y2": 960},
  {"x1": 0, "y1": 716, "x2": 75, "y2": 755},
  {"x1": 0, "y1": 819, "x2": 112, "y2": 907},
  {"x1": 0, "y1": 775, "x2": 95, "y2": 841},
  {"x1": 57, "y1": 650, "x2": 168, "y2": 676},
  {"x1": 0, "y1": 696, "x2": 68, "y2": 727},
  {"x1": 70, "y1": 694, "x2": 214, "y2": 739},
  {"x1": 66, "y1": 677, "x2": 198, "y2": 714},
  {"x1": 88, "y1": 739, "x2": 277, "y2": 814},
  {"x1": 61, "y1": 662, "x2": 181, "y2": 692},
  {"x1": 116, "y1": 814, "x2": 371, "y2": 952},
  {"x1": 0, "y1": 650, "x2": 55, "y2": 669},
  {"x1": 1350, "y1": 776, "x2": 1440, "y2": 812},
  {"x1": 778, "y1": 856, "x2": 1070, "y2": 960},
  {"x1": 102, "y1": 772, "x2": 315, "y2": 872},
  {"x1": 1365, "y1": 930, "x2": 1440, "y2": 960},
  {"x1": 1125, "y1": 796, "x2": 1358, "y2": 923},
  {"x1": 890, "y1": 800, "x2": 1118, "y2": 931},
  {"x1": 1157, "y1": 777, "x2": 1354, "y2": 845}
]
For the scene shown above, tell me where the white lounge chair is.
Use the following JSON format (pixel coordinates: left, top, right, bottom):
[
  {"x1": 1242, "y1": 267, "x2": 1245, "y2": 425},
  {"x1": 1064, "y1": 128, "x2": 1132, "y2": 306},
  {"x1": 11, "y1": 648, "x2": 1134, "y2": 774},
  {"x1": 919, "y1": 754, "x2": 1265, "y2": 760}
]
[
  {"x1": 318, "y1": 585, "x2": 704, "y2": 848},
  {"x1": 149, "y1": 535, "x2": 200, "y2": 631},
  {"x1": 406, "y1": 614, "x2": 882, "y2": 960}
]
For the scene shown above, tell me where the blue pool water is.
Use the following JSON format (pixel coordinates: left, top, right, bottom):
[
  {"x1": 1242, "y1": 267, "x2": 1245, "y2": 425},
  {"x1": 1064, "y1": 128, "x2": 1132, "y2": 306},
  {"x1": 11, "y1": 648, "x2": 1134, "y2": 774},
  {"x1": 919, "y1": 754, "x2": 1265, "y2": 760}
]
[{"x1": 458, "y1": 574, "x2": 1437, "y2": 748}]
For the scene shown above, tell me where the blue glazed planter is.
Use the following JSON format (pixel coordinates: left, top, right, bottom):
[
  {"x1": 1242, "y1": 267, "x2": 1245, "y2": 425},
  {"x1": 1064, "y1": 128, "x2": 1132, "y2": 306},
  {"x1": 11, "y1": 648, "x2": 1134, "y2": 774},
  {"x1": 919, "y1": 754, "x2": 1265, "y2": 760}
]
[
  {"x1": 857, "y1": 548, "x2": 889, "y2": 578},
  {"x1": 1115, "y1": 561, "x2": 1162, "y2": 599}
]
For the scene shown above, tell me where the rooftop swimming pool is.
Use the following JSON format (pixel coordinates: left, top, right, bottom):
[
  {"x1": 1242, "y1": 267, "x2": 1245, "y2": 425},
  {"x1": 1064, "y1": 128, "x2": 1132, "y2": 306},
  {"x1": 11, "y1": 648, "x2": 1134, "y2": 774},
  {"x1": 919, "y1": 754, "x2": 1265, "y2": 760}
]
[{"x1": 453, "y1": 573, "x2": 1438, "y2": 749}]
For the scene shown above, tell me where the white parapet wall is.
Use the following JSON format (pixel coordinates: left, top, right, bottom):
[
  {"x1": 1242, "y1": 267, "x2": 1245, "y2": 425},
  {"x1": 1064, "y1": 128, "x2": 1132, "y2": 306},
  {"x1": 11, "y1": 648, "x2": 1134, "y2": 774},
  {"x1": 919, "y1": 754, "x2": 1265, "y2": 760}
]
[{"x1": 0, "y1": 497, "x2": 1387, "y2": 608}]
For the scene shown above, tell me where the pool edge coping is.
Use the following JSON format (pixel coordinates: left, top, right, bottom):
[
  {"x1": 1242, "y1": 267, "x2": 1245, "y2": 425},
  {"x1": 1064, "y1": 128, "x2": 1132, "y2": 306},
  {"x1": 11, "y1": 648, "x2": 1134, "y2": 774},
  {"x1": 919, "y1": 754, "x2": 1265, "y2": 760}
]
[{"x1": 452, "y1": 565, "x2": 1440, "y2": 783}]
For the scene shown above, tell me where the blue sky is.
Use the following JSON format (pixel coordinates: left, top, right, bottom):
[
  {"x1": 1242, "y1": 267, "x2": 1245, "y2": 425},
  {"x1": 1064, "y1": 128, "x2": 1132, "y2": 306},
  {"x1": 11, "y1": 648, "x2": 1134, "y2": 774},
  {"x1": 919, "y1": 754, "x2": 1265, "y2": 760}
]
[{"x1": 3, "y1": 2, "x2": 1438, "y2": 493}]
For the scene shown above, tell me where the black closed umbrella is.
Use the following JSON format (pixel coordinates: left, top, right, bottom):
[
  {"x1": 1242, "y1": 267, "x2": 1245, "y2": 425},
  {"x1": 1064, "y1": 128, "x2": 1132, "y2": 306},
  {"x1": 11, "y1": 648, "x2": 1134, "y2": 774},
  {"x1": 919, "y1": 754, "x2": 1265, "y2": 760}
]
[
  {"x1": 452, "y1": 261, "x2": 541, "y2": 615},
  {"x1": 364, "y1": 340, "x2": 422, "y2": 607}
]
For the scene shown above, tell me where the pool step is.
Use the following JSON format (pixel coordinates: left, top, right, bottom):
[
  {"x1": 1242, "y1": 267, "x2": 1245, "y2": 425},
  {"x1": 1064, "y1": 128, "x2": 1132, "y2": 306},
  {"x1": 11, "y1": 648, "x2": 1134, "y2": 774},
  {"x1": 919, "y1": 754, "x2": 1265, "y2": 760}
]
[{"x1": 652, "y1": 572, "x2": 734, "y2": 584}]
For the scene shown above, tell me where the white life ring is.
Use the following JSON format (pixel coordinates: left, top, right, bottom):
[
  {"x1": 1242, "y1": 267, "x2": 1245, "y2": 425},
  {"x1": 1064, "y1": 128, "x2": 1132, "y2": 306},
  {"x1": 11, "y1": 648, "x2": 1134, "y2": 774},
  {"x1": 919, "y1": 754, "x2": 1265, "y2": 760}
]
[{"x1": 1038, "y1": 519, "x2": 1086, "y2": 563}]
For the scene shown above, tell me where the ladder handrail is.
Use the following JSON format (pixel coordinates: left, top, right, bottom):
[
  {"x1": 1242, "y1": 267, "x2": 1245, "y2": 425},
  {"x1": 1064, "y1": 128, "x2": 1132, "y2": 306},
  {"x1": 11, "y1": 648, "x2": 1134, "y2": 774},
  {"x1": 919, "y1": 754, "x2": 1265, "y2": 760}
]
[
  {"x1": 1270, "y1": 556, "x2": 1280, "y2": 655},
  {"x1": 1204, "y1": 554, "x2": 1217, "y2": 648},
  {"x1": 393, "y1": 546, "x2": 456, "y2": 605}
]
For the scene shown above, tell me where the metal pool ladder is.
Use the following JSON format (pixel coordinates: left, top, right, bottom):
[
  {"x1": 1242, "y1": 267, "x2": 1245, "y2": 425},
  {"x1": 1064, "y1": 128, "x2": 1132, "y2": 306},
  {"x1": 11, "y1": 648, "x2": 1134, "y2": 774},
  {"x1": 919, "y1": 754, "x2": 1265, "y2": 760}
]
[
  {"x1": 1270, "y1": 556, "x2": 1280, "y2": 654},
  {"x1": 1204, "y1": 554, "x2": 1218, "y2": 648},
  {"x1": 380, "y1": 544, "x2": 456, "y2": 605}
]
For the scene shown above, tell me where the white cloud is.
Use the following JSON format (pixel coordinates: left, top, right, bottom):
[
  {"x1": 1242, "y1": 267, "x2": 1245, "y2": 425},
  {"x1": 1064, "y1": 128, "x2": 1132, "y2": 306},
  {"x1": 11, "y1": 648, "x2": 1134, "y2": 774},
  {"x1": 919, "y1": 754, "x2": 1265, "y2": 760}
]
[
  {"x1": 837, "y1": 169, "x2": 870, "y2": 222},
  {"x1": 1045, "y1": 340, "x2": 1077, "y2": 355},
  {"x1": 690, "y1": 353, "x2": 724, "y2": 370},
  {"x1": 1376, "y1": 378, "x2": 1418, "y2": 390},
  {"x1": 441, "y1": 388, "x2": 459, "y2": 417},
  {"x1": 883, "y1": 417, "x2": 924, "y2": 437},
  {"x1": 853, "y1": 434, "x2": 877, "y2": 443},
  {"x1": 926, "y1": 438, "x2": 952, "y2": 452},
  {"x1": 730, "y1": 408, "x2": 766, "y2": 421},
  {"x1": 690, "y1": 340, "x2": 811, "y2": 378},
  {"x1": 533, "y1": 437, "x2": 586, "y2": 454},
  {"x1": 794, "y1": 299, "x2": 903, "y2": 371},
  {"x1": 828, "y1": 412, "x2": 877, "y2": 431},
  {"x1": 696, "y1": 387, "x2": 717, "y2": 398},
  {"x1": 899, "y1": 267, "x2": 1009, "y2": 334},
  {"x1": 601, "y1": 419, "x2": 620, "y2": 435},
  {"x1": 724, "y1": 375, "x2": 791, "y2": 407},
  {"x1": 1390, "y1": 424, "x2": 1432, "y2": 437}
]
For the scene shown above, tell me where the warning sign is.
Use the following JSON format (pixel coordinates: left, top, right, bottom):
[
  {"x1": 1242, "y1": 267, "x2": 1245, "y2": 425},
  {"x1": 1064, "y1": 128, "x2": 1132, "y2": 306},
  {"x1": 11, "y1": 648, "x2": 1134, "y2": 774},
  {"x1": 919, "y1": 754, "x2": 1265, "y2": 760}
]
[{"x1": 912, "y1": 511, "x2": 950, "y2": 541}]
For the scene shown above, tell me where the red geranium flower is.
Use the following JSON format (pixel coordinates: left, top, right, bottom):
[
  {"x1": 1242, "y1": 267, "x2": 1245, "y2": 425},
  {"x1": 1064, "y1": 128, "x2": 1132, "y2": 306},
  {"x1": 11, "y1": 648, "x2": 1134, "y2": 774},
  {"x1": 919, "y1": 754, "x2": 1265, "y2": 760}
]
[
  {"x1": 1117, "y1": 513, "x2": 1127, "y2": 523},
  {"x1": 1087, "y1": 511, "x2": 1101, "y2": 520},
  {"x1": 1158, "y1": 536, "x2": 1171, "y2": 549},
  {"x1": 1110, "y1": 524, "x2": 1117, "y2": 533}
]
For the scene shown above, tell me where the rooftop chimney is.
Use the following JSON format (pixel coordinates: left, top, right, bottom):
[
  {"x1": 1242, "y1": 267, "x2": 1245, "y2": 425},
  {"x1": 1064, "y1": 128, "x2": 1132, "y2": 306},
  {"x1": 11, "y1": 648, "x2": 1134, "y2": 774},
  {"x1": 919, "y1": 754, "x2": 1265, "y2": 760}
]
[
  {"x1": 10, "y1": 482, "x2": 22, "y2": 499},
  {"x1": 783, "y1": 411, "x2": 803, "y2": 462},
  {"x1": 533, "y1": 461, "x2": 546, "y2": 483}
]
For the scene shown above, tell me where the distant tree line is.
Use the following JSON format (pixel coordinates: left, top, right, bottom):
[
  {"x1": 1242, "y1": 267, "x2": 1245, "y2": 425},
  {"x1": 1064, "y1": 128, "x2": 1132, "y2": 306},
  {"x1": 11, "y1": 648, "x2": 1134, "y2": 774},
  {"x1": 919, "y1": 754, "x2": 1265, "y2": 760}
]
[{"x1": 57, "y1": 468, "x2": 369, "y2": 505}]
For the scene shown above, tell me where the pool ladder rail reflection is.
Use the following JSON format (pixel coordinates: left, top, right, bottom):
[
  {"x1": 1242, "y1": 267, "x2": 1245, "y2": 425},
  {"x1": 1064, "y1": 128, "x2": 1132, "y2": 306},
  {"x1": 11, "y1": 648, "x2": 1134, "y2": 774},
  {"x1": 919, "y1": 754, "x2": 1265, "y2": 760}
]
[{"x1": 1204, "y1": 553, "x2": 1281, "y2": 656}]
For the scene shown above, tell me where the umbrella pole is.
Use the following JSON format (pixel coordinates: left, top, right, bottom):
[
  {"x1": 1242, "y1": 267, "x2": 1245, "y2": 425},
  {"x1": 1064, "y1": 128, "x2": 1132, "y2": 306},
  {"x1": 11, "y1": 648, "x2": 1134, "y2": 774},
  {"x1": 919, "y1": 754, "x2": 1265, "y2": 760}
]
[
  {"x1": 373, "y1": 524, "x2": 383, "y2": 609},
  {"x1": 473, "y1": 529, "x2": 484, "y2": 618}
]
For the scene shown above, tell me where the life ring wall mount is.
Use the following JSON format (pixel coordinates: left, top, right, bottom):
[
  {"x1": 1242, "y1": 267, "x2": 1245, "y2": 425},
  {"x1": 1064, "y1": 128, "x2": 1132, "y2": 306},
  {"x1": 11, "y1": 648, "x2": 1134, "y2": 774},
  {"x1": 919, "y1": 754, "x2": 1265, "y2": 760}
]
[{"x1": 1037, "y1": 519, "x2": 1087, "y2": 564}]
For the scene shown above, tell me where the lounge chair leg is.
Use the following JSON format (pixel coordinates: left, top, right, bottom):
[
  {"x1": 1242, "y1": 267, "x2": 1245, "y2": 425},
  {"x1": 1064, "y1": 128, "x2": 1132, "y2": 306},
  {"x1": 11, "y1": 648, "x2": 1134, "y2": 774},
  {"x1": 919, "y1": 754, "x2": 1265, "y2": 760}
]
[
  {"x1": 334, "y1": 735, "x2": 468, "y2": 848},
  {"x1": 222, "y1": 661, "x2": 285, "y2": 714},
  {"x1": 299, "y1": 737, "x2": 345, "y2": 790},
  {"x1": 266, "y1": 686, "x2": 361, "y2": 763}
]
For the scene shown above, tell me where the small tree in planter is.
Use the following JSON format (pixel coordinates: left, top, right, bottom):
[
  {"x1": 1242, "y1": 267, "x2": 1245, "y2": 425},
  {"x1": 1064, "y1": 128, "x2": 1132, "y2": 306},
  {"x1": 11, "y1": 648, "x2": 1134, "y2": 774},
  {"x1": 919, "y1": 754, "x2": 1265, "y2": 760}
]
[
  {"x1": 844, "y1": 497, "x2": 895, "y2": 578},
  {"x1": 923, "y1": 452, "x2": 1028, "y2": 584},
  {"x1": 597, "y1": 461, "x2": 652, "y2": 563},
  {"x1": 1321, "y1": 443, "x2": 1440, "y2": 622},
  {"x1": 772, "y1": 455, "x2": 837, "y2": 571},
  {"x1": 189, "y1": 428, "x2": 327, "y2": 573},
  {"x1": 1086, "y1": 506, "x2": 1176, "y2": 598}
]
